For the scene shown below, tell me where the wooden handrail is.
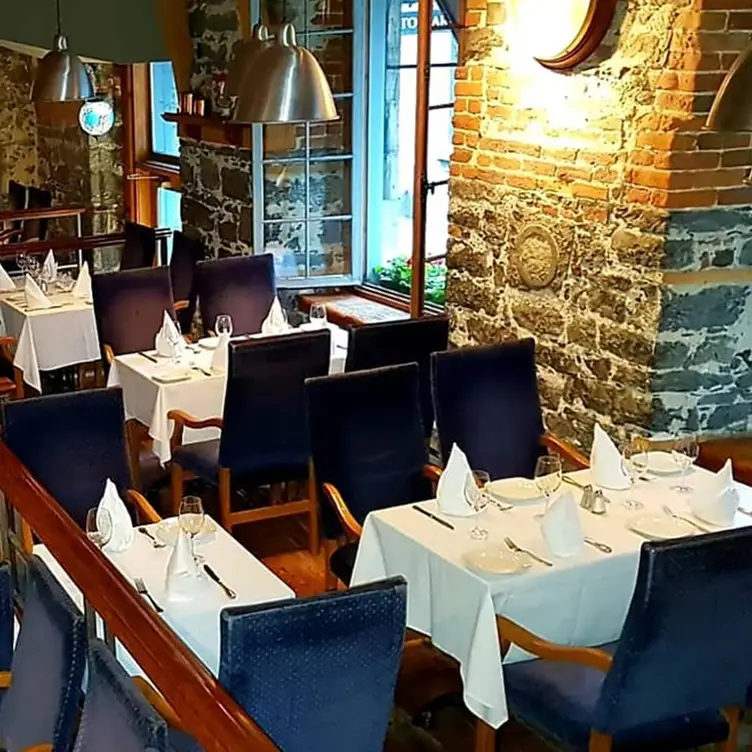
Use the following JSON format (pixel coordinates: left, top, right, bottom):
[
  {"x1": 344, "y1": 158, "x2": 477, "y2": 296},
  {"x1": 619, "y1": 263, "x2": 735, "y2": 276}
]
[
  {"x1": 0, "y1": 206, "x2": 87, "y2": 223},
  {"x1": 0, "y1": 441, "x2": 278, "y2": 752}
]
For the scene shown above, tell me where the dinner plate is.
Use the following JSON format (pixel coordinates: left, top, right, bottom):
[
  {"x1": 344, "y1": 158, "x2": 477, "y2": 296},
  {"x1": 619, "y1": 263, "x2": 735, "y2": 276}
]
[
  {"x1": 636, "y1": 450, "x2": 684, "y2": 475},
  {"x1": 152, "y1": 368, "x2": 193, "y2": 384},
  {"x1": 154, "y1": 518, "x2": 217, "y2": 546},
  {"x1": 486, "y1": 477, "x2": 542, "y2": 504},
  {"x1": 198, "y1": 336, "x2": 220, "y2": 350},
  {"x1": 463, "y1": 544, "x2": 531, "y2": 576},
  {"x1": 628, "y1": 514, "x2": 695, "y2": 540}
]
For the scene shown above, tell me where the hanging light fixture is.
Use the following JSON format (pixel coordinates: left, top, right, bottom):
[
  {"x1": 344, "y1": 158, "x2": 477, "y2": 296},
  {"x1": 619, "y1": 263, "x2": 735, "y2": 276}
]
[
  {"x1": 32, "y1": 0, "x2": 94, "y2": 103},
  {"x1": 232, "y1": 22, "x2": 338, "y2": 124},
  {"x1": 226, "y1": 23, "x2": 272, "y2": 98}
]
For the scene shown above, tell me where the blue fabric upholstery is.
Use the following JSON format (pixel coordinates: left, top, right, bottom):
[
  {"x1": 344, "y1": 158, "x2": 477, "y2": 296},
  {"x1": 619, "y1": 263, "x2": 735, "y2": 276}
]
[
  {"x1": 167, "y1": 729, "x2": 203, "y2": 752},
  {"x1": 4, "y1": 388, "x2": 131, "y2": 529},
  {"x1": 170, "y1": 232, "x2": 205, "y2": 334},
  {"x1": 0, "y1": 556, "x2": 86, "y2": 752},
  {"x1": 92, "y1": 266, "x2": 175, "y2": 359},
  {"x1": 195, "y1": 254, "x2": 276, "y2": 337},
  {"x1": 172, "y1": 440, "x2": 220, "y2": 481},
  {"x1": 432, "y1": 338, "x2": 546, "y2": 480},
  {"x1": 345, "y1": 316, "x2": 449, "y2": 438},
  {"x1": 306, "y1": 363, "x2": 432, "y2": 540},
  {"x1": 122, "y1": 221, "x2": 158, "y2": 270},
  {"x1": 0, "y1": 564, "x2": 13, "y2": 673},
  {"x1": 219, "y1": 576, "x2": 407, "y2": 752},
  {"x1": 506, "y1": 528, "x2": 752, "y2": 751},
  {"x1": 74, "y1": 640, "x2": 168, "y2": 752}
]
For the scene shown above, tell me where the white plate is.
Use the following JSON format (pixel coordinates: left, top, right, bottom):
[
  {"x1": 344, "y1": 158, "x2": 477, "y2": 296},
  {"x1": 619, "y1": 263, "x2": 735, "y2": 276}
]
[
  {"x1": 464, "y1": 544, "x2": 531, "y2": 576},
  {"x1": 154, "y1": 518, "x2": 217, "y2": 546},
  {"x1": 628, "y1": 514, "x2": 695, "y2": 540},
  {"x1": 152, "y1": 368, "x2": 194, "y2": 384},
  {"x1": 198, "y1": 336, "x2": 220, "y2": 350},
  {"x1": 486, "y1": 477, "x2": 543, "y2": 504},
  {"x1": 638, "y1": 450, "x2": 684, "y2": 476}
]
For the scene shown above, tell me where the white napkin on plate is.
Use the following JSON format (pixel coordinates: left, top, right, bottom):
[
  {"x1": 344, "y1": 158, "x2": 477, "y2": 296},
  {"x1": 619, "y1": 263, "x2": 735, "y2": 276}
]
[
  {"x1": 540, "y1": 490, "x2": 583, "y2": 557},
  {"x1": 72, "y1": 262, "x2": 92, "y2": 300},
  {"x1": 436, "y1": 444, "x2": 477, "y2": 517},
  {"x1": 211, "y1": 332, "x2": 230, "y2": 373},
  {"x1": 164, "y1": 529, "x2": 200, "y2": 602},
  {"x1": 261, "y1": 296, "x2": 289, "y2": 335},
  {"x1": 155, "y1": 310, "x2": 186, "y2": 359},
  {"x1": 690, "y1": 459, "x2": 739, "y2": 526},
  {"x1": 24, "y1": 274, "x2": 53, "y2": 310},
  {"x1": 97, "y1": 479, "x2": 134, "y2": 553},
  {"x1": 590, "y1": 424, "x2": 630, "y2": 490},
  {"x1": 43, "y1": 250, "x2": 57, "y2": 282},
  {"x1": 0, "y1": 264, "x2": 15, "y2": 292}
]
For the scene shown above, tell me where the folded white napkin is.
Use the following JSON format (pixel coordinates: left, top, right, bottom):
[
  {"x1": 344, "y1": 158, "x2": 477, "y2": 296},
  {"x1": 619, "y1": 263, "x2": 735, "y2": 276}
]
[
  {"x1": 155, "y1": 310, "x2": 186, "y2": 359},
  {"x1": 540, "y1": 490, "x2": 583, "y2": 557},
  {"x1": 690, "y1": 459, "x2": 738, "y2": 526},
  {"x1": 43, "y1": 250, "x2": 57, "y2": 282},
  {"x1": 72, "y1": 262, "x2": 92, "y2": 300},
  {"x1": 261, "y1": 296, "x2": 289, "y2": 335},
  {"x1": 436, "y1": 444, "x2": 477, "y2": 517},
  {"x1": 97, "y1": 479, "x2": 134, "y2": 553},
  {"x1": 0, "y1": 264, "x2": 15, "y2": 292},
  {"x1": 590, "y1": 424, "x2": 630, "y2": 490},
  {"x1": 164, "y1": 529, "x2": 200, "y2": 602},
  {"x1": 24, "y1": 274, "x2": 53, "y2": 310},
  {"x1": 211, "y1": 332, "x2": 230, "y2": 373}
]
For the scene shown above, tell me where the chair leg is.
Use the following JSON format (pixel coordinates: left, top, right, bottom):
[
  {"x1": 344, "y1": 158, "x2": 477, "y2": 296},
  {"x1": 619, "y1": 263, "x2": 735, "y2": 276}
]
[
  {"x1": 474, "y1": 719, "x2": 495, "y2": 752},
  {"x1": 307, "y1": 469, "x2": 320, "y2": 557},
  {"x1": 170, "y1": 462, "x2": 184, "y2": 517},
  {"x1": 218, "y1": 468, "x2": 232, "y2": 533},
  {"x1": 125, "y1": 420, "x2": 144, "y2": 491},
  {"x1": 589, "y1": 731, "x2": 612, "y2": 752},
  {"x1": 717, "y1": 707, "x2": 741, "y2": 752},
  {"x1": 322, "y1": 538, "x2": 337, "y2": 591}
]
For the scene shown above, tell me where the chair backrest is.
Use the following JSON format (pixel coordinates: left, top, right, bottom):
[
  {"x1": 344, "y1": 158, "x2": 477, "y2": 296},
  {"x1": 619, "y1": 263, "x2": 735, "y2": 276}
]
[
  {"x1": 92, "y1": 266, "x2": 175, "y2": 358},
  {"x1": 122, "y1": 221, "x2": 158, "y2": 270},
  {"x1": 4, "y1": 388, "x2": 131, "y2": 529},
  {"x1": 432, "y1": 338, "x2": 545, "y2": 480},
  {"x1": 306, "y1": 363, "x2": 431, "y2": 538},
  {"x1": 594, "y1": 528, "x2": 752, "y2": 735},
  {"x1": 73, "y1": 640, "x2": 167, "y2": 752},
  {"x1": 24, "y1": 186, "x2": 53, "y2": 241},
  {"x1": 7, "y1": 180, "x2": 27, "y2": 231},
  {"x1": 219, "y1": 331, "x2": 331, "y2": 474},
  {"x1": 196, "y1": 254, "x2": 276, "y2": 336},
  {"x1": 345, "y1": 316, "x2": 449, "y2": 439},
  {"x1": 0, "y1": 556, "x2": 86, "y2": 752},
  {"x1": 219, "y1": 576, "x2": 407, "y2": 752},
  {"x1": 169, "y1": 231, "x2": 205, "y2": 334},
  {"x1": 0, "y1": 564, "x2": 12, "y2": 673}
]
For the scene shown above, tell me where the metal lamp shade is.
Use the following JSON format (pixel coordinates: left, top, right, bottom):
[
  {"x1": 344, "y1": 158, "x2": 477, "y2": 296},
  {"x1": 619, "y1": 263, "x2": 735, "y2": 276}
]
[
  {"x1": 232, "y1": 23, "x2": 338, "y2": 124},
  {"x1": 32, "y1": 34, "x2": 94, "y2": 103},
  {"x1": 226, "y1": 23, "x2": 272, "y2": 98}
]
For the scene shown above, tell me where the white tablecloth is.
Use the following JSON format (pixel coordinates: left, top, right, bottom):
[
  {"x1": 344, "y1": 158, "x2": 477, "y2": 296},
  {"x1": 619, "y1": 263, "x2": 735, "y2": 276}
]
[
  {"x1": 34, "y1": 515, "x2": 294, "y2": 677},
  {"x1": 108, "y1": 327, "x2": 348, "y2": 464},
  {"x1": 0, "y1": 289, "x2": 100, "y2": 392},
  {"x1": 351, "y1": 466, "x2": 752, "y2": 729}
]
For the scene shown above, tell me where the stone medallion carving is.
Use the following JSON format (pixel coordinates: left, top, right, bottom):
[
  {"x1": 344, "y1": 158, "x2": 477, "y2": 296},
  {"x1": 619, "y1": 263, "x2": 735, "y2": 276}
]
[{"x1": 514, "y1": 224, "x2": 560, "y2": 289}]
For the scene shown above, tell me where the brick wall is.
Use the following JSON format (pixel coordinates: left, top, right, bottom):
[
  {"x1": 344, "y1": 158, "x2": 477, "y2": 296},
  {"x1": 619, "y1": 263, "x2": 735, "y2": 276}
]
[{"x1": 447, "y1": 0, "x2": 752, "y2": 447}]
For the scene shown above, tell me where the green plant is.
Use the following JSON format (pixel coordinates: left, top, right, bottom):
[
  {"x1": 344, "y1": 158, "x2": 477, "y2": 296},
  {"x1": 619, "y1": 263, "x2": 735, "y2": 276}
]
[{"x1": 371, "y1": 256, "x2": 446, "y2": 306}]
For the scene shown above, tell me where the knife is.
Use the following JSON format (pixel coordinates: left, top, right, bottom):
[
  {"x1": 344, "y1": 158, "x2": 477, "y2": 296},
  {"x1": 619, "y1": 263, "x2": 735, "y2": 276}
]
[
  {"x1": 204, "y1": 564, "x2": 237, "y2": 599},
  {"x1": 139, "y1": 351, "x2": 159, "y2": 364}
]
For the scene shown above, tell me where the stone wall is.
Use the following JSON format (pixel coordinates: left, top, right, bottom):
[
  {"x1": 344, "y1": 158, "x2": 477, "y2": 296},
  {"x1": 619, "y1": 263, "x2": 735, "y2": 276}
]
[{"x1": 448, "y1": 0, "x2": 752, "y2": 447}]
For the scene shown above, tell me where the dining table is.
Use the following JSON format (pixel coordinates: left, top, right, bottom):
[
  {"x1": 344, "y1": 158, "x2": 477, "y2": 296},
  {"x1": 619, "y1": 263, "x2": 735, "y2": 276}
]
[{"x1": 350, "y1": 461, "x2": 752, "y2": 730}]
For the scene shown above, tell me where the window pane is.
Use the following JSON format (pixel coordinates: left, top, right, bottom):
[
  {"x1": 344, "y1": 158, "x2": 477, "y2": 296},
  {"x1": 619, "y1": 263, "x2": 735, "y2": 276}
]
[
  {"x1": 427, "y1": 107, "x2": 453, "y2": 183},
  {"x1": 264, "y1": 221, "x2": 307, "y2": 278},
  {"x1": 425, "y1": 181, "x2": 449, "y2": 260},
  {"x1": 308, "y1": 33, "x2": 354, "y2": 94},
  {"x1": 157, "y1": 187, "x2": 182, "y2": 261},
  {"x1": 309, "y1": 219, "x2": 352, "y2": 276},
  {"x1": 264, "y1": 164, "x2": 307, "y2": 220},
  {"x1": 398, "y1": 1, "x2": 455, "y2": 66},
  {"x1": 309, "y1": 161, "x2": 352, "y2": 217},
  {"x1": 149, "y1": 62, "x2": 179, "y2": 158},
  {"x1": 262, "y1": 0, "x2": 353, "y2": 31}
]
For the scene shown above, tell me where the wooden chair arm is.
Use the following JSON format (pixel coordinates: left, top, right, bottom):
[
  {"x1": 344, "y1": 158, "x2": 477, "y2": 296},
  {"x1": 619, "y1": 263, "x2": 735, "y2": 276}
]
[
  {"x1": 0, "y1": 339, "x2": 23, "y2": 399},
  {"x1": 497, "y1": 616, "x2": 613, "y2": 672},
  {"x1": 423, "y1": 464, "x2": 442, "y2": 492},
  {"x1": 132, "y1": 677, "x2": 186, "y2": 730},
  {"x1": 126, "y1": 489, "x2": 162, "y2": 525},
  {"x1": 0, "y1": 671, "x2": 11, "y2": 688},
  {"x1": 541, "y1": 431, "x2": 589, "y2": 470},
  {"x1": 104, "y1": 344, "x2": 115, "y2": 366},
  {"x1": 168, "y1": 409, "x2": 223, "y2": 452},
  {"x1": 322, "y1": 482, "x2": 363, "y2": 539},
  {"x1": 23, "y1": 746, "x2": 52, "y2": 752},
  {"x1": 0, "y1": 228, "x2": 21, "y2": 243},
  {"x1": 174, "y1": 299, "x2": 189, "y2": 312}
]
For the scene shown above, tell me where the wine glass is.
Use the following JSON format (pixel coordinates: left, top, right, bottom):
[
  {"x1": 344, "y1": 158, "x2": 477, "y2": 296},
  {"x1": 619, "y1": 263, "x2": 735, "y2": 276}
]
[
  {"x1": 310, "y1": 304, "x2": 328, "y2": 329},
  {"x1": 179, "y1": 495, "x2": 205, "y2": 565},
  {"x1": 215, "y1": 314, "x2": 233, "y2": 338},
  {"x1": 671, "y1": 434, "x2": 699, "y2": 493},
  {"x1": 86, "y1": 508, "x2": 113, "y2": 550},
  {"x1": 15, "y1": 251, "x2": 27, "y2": 275},
  {"x1": 466, "y1": 470, "x2": 490, "y2": 540},
  {"x1": 534, "y1": 455, "x2": 562, "y2": 519},
  {"x1": 622, "y1": 438, "x2": 648, "y2": 511}
]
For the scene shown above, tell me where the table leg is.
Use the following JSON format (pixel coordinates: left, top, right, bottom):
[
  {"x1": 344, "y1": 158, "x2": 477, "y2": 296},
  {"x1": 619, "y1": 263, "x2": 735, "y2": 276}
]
[{"x1": 475, "y1": 719, "x2": 496, "y2": 752}]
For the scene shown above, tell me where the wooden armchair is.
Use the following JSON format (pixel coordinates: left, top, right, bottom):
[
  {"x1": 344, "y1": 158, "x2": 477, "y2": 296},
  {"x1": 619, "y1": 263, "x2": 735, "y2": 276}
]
[
  {"x1": 0, "y1": 336, "x2": 23, "y2": 400},
  {"x1": 540, "y1": 430, "x2": 589, "y2": 470}
]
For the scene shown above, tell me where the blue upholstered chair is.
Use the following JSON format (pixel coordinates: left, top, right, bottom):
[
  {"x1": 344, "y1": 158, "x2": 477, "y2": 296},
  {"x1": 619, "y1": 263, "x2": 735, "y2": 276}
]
[
  {"x1": 195, "y1": 254, "x2": 276, "y2": 337},
  {"x1": 0, "y1": 556, "x2": 86, "y2": 752},
  {"x1": 122, "y1": 221, "x2": 158, "y2": 270},
  {"x1": 170, "y1": 331, "x2": 331, "y2": 549},
  {"x1": 345, "y1": 316, "x2": 449, "y2": 439},
  {"x1": 4, "y1": 388, "x2": 161, "y2": 530},
  {"x1": 497, "y1": 528, "x2": 752, "y2": 752},
  {"x1": 169, "y1": 232, "x2": 205, "y2": 335},
  {"x1": 306, "y1": 363, "x2": 439, "y2": 587},
  {"x1": 431, "y1": 339, "x2": 587, "y2": 481},
  {"x1": 216, "y1": 577, "x2": 407, "y2": 752},
  {"x1": 92, "y1": 266, "x2": 176, "y2": 364}
]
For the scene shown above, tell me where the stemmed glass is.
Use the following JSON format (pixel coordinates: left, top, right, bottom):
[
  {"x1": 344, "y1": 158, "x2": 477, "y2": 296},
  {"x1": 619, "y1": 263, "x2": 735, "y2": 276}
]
[
  {"x1": 215, "y1": 314, "x2": 233, "y2": 338},
  {"x1": 86, "y1": 508, "x2": 113, "y2": 550},
  {"x1": 622, "y1": 438, "x2": 648, "y2": 511},
  {"x1": 310, "y1": 304, "x2": 328, "y2": 329},
  {"x1": 25, "y1": 256, "x2": 40, "y2": 280},
  {"x1": 179, "y1": 495, "x2": 205, "y2": 566},
  {"x1": 15, "y1": 252, "x2": 27, "y2": 275},
  {"x1": 671, "y1": 434, "x2": 698, "y2": 493},
  {"x1": 467, "y1": 469, "x2": 491, "y2": 540},
  {"x1": 534, "y1": 455, "x2": 562, "y2": 519}
]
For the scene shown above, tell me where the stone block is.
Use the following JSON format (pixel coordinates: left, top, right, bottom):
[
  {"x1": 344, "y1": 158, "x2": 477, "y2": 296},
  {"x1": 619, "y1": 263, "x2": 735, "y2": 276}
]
[
  {"x1": 200, "y1": 157, "x2": 220, "y2": 192},
  {"x1": 221, "y1": 167, "x2": 250, "y2": 202},
  {"x1": 661, "y1": 286, "x2": 749, "y2": 332},
  {"x1": 509, "y1": 291, "x2": 565, "y2": 338},
  {"x1": 600, "y1": 322, "x2": 654, "y2": 367},
  {"x1": 654, "y1": 339, "x2": 690, "y2": 370}
]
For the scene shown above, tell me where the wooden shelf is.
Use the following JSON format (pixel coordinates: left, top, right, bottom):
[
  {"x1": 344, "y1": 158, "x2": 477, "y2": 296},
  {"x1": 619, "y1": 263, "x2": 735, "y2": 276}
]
[{"x1": 162, "y1": 112, "x2": 251, "y2": 148}]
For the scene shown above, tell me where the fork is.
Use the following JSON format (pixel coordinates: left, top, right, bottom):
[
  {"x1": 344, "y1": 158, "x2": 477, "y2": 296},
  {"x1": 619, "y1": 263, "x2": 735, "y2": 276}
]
[
  {"x1": 504, "y1": 536, "x2": 553, "y2": 567},
  {"x1": 662, "y1": 505, "x2": 711, "y2": 534},
  {"x1": 134, "y1": 578, "x2": 163, "y2": 613},
  {"x1": 138, "y1": 527, "x2": 166, "y2": 549}
]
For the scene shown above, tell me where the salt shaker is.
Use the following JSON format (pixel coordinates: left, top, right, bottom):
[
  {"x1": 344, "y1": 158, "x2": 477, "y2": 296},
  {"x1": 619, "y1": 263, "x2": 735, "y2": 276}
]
[
  {"x1": 580, "y1": 485, "x2": 596, "y2": 512},
  {"x1": 591, "y1": 490, "x2": 608, "y2": 515}
]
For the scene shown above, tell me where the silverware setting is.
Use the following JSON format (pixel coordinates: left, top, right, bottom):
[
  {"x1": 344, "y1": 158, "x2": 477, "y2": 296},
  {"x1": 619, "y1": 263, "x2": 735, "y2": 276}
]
[
  {"x1": 584, "y1": 537, "x2": 612, "y2": 554},
  {"x1": 563, "y1": 476, "x2": 587, "y2": 490},
  {"x1": 662, "y1": 504, "x2": 711, "y2": 534},
  {"x1": 134, "y1": 577, "x2": 163, "y2": 613},
  {"x1": 484, "y1": 489, "x2": 513, "y2": 511},
  {"x1": 203, "y1": 564, "x2": 237, "y2": 599},
  {"x1": 138, "y1": 526, "x2": 166, "y2": 549},
  {"x1": 139, "y1": 351, "x2": 159, "y2": 364},
  {"x1": 191, "y1": 365, "x2": 213, "y2": 377},
  {"x1": 737, "y1": 507, "x2": 752, "y2": 519},
  {"x1": 504, "y1": 536, "x2": 553, "y2": 567},
  {"x1": 412, "y1": 504, "x2": 455, "y2": 531}
]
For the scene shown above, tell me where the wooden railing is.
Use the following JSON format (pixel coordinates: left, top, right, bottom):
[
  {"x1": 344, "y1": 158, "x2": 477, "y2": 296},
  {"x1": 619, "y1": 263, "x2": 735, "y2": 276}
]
[
  {"x1": 0, "y1": 205, "x2": 87, "y2": 224},
  {"x1": 0, "y1": 441, "x2": 279, "y2": 752}
]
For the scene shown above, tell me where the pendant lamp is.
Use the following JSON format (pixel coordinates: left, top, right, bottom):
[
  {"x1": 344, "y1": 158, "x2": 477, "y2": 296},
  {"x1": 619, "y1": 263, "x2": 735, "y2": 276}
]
[
  {"x1": 226, "y1": 23, "x2": 272, "y2": 98},
  {"x1": 32, "y1": 0, "x2": 94, "y2": 103},
  {"x1": 232, "y1": 22, "x2": 338, "y2": 124}
]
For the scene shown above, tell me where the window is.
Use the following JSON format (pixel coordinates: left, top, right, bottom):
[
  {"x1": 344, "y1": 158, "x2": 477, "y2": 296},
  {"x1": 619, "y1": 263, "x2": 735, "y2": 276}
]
[
  {"x1": 149, "y1": 61, "x2": 180, "y2": 160},
  {"x1": 157, "y1": 186, "x2": 182, "y2": 261}
]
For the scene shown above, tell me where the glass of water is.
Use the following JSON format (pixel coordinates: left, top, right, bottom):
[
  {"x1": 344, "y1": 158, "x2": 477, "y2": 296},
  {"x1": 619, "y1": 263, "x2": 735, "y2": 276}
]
[
  {"x1": 310, "y1": 304, "x2": 328, "y2": 329},
  {"x1": 215, "y1": 314, "x2": 233, "y2": 338},
  {"x1": 534, "y1": 455, "x2": 562, "y2": 518},
  {"x1": 622, "y1": 438, "x2": 648, "y2": 511},
  {"x1": 179, "y1": 495, "x2": 206, "y2": 565},
  {"x1": 86, "y1": 508, "x2": 113, "y2": 550},
  {"x1": 671, "y1": 434, "x2": 698, "y2": 493}
]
